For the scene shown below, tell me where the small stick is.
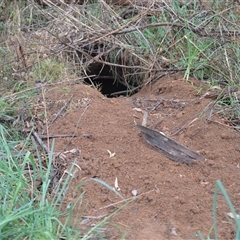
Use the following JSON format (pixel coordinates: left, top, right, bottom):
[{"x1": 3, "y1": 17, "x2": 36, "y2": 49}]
[
  {"x1": 82, "y1": 214, "x2": 107, "y2": 219},
  {"x1": 171, "y1": 102, "x2": 215, "y2": 136},
  {"x1": 207, "y1": 119, "x2": 236, "y2": 129},
  {"x1": 32, "y1": 131, "x2": 49, "y2": 153},
  {"x1": 39, "y1": 133, "x2": 91, "y2": 139},
  {"x1": 142, "y1": 111, "x2": 148, "y2": 127},
  {"x1": 171, "y1": 116, "x2": 199, "y2": 136},
  {"x1": 99, "y1": 189, "x2": 156, "y2": 210},
  {"x1": 48, "y1": 94, "x2": 73, "y2": 128},
  {"x1": 110, "y1": 86, "x2": 141, "y2": 97},
  {"x1": 19, "y1": 45, "x2": 27, "y2": 70}
]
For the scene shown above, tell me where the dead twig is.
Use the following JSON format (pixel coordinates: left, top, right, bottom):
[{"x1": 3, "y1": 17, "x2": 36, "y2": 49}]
[
  {"x1": 39, "y1": 133, "x2": 92, "y2": 139},
  {"x1": 32, "y1": 131, "x2": 49, "y2": 153},
  {"x1": 48, "y1": 94, "x2": 73, "y2": 128},
  {"x1": 141, "y1": 111, "x2": 148, "y2": 127},
  {"x1": 82, "y1": 214, "x2": 107, "y2": 220},
  {"x1": 171, "y1": 102, "x2": 216, "y2": 136},
  {"x1": 114, "y1": 22, "x2": 240, "y2": 37},
  {"x1": 59, "y1": 104, "x2": 90, "y2": 155},
  {"x1": 170, "y1": 115, "x2": 200, "y2": 136},
  {"x1": 99, "y1": 188, "x2": 156, "y2": 210},
  {"x1": 207, "y1": 119, "x2": 237, "y2": 129}
]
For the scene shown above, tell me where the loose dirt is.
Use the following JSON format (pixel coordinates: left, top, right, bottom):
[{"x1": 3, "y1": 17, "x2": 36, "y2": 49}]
[{"x1": 36, "y1": 74, "x2": 240, "y2": 239}]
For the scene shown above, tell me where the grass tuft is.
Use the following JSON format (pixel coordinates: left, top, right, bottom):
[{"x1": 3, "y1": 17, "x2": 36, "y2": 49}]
[{"x1": 0, "y1": 123, "x2": 127, "y2": 239}]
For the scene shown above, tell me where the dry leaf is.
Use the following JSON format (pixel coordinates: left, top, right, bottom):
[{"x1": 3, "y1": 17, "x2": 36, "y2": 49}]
[
  {"x1": 114, "y1": 177, "x2": 120, "y2": 191},
  {"x1": 226, "y1": 212, "x2": 240, "y2": 219},
  {"x1": 107, "y1": 149, "x2": 116, "y2": 158}
]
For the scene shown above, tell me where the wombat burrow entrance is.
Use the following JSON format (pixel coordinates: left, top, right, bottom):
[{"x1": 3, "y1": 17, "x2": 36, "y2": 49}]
[
  {"x1": 76, "y1": 42, "x2": 145, "y2": 98},
  {"x1": 83, "y1": 63, "x2": 141, "y2": 98}
]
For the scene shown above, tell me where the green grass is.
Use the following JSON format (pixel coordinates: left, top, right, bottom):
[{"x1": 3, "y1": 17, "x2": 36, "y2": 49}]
[
  {"x1": 0, "y1": 123, "x2": 127, "y2": 239},
  {"x1": 151, "y1": 1, "x2": 240, "y2": 123},
  {"x1": 0, "y1": 125, "x2": 74, "y2": 239},
  {"x1": 194, "y1": 180, "x2": 240, "y2": 240},
  {"x1": 213, "y1": 180, "x2": 240, "y2": 239},
  {"x1": 33, "y1": 57, "x2": 68, "y2": 83}
]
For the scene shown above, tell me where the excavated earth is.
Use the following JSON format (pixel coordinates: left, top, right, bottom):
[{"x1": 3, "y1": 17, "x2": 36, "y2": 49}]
[{"x1": 35, "y1": 74, "x2": 240, "y2": 239}]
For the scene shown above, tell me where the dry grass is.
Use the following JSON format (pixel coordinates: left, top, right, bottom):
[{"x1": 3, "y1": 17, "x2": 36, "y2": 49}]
[{"x1": 0, "y1": 0, "x2": 240, "y2": 117}]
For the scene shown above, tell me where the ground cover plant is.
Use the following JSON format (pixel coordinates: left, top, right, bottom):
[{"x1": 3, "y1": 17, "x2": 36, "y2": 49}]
[{"x1": 0, "y1": 0, "x2": 240, "y2": 239}]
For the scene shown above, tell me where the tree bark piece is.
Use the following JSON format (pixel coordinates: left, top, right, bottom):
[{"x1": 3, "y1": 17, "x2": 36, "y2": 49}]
[{"x1": 137, "y1": 124, "x2": 205, "y2": 164}]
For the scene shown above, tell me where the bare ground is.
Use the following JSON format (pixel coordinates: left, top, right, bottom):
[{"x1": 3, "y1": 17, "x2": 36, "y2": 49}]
[{"x1": 34, "y1": 74, "x2": 240, "y2": 239}]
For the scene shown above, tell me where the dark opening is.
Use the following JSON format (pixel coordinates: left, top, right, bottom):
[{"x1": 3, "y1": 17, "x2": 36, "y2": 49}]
[
  {"x1": 84, "y1": 63, "x2": 140, "y2": 98},
  {"x1": 77, "y1": 43, "x2": 142, "y2": 97}
]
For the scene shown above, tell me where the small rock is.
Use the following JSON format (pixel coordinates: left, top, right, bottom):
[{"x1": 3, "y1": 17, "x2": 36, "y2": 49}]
[
  {"x1": 80, "y1": 218, "x2": 90, "y2": 225},
  {"x1": 220, "y1": 132, "x2": 233, "y2": 139},
  {"x1": 131, "y1": 189, "x2": 138, "y2": 196}
]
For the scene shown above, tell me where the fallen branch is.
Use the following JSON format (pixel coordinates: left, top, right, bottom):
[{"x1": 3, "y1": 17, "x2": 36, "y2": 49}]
[{"x1": 137, "y1": 124, "x2": 205, "y2": 164}]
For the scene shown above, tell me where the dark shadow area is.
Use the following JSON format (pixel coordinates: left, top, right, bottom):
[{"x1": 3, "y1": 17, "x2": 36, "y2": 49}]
[
  {"x1": 84, "y1": 63, "x2": 141, "y2": 98},
  {"x1": 76, "y1": 42, "x2": 143, "y2": 98}
]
